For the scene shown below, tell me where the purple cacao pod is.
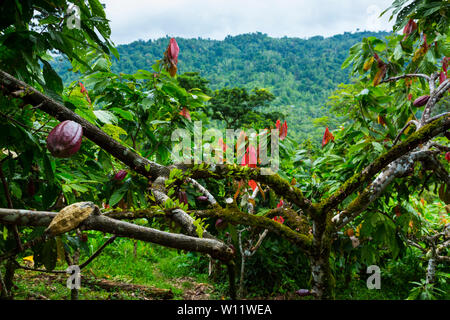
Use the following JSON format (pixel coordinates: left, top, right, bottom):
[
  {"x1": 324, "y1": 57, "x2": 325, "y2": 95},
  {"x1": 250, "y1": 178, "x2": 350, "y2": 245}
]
[
  {"x1": 46, "y1": 120, "x2": 83, "y2": 158},
  {"x1": 197, "y1": 195, "x2": 208, "y2": 202},
  {"x1": 295, "y1": 289, "x2": 311, "y2": 297},
  {"x1": 114, "y1": 170, "x2": 128, "y2": 181},
  {"x1": 413, "y1": 95, "x2": 430, "y2": 107},
  {"x1": 178, "y1": 191, "x2": 188, "y2": 205},
  {"x1": 215, "y1": 218, "x2": 228, "y2": 230}
]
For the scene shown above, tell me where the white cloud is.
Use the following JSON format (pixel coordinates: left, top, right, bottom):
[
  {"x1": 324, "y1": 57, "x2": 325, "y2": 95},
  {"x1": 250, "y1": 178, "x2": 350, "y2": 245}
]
[{"x1": 101, "y1": 0, "x2": 394, "y2": 44}]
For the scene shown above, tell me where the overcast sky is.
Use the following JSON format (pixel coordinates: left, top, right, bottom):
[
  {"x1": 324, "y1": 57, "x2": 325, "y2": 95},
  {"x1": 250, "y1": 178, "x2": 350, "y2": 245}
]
[{"x1": 101, "y1": 0, "x2": 395, "y2": 45}]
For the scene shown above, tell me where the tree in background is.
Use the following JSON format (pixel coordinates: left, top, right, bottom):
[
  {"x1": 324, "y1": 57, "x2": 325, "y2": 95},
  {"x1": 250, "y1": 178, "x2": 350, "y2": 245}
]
[{"x1": 208, "y1": 87, "x2": 281, "y2": 129}]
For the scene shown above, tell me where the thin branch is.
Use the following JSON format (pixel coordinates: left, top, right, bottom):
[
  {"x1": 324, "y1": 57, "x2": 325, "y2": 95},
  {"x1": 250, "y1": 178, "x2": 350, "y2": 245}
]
[
  {"x1": 0, "y1": 268, "x2": 8, "y2": 298},
  {"x1": 380, "y1": 73, "x2": 430, "y2": 84},
  {"x1": 426, "y1": 112, "x2": 450, "y2": 124},
  {"x1": 187, "y1": 178, "x2": 218, "y2": 206},
  {"x1": 420, "y1": 78, "x2": 450, "y2": 125},
  {"x1": 429, "y1": 142, "x2": 450, "y2": 152},
  {"x1": 0, "y1": 165, "x2": 23, "y2": 251},
  {"x1": 393, "y1": 120, "x2": 419, "y2": 145},
  {"x1": 13, "y1": 261, "x2": 66, "y2": 274},
  {"x1": 79, "y1": 235, "x2": 117, "y2": 269}
]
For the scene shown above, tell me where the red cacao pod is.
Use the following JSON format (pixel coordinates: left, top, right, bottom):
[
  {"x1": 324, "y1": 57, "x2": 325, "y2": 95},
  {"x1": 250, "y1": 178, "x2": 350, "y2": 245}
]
[
  {"x1": 46, "y1": 120, "x2": 83, "y2": 158},
  {"x1": 114, "y1": 169, "x2": 128, "y2": 181},
  {"x1": 413, "y1": 95, "x2": 430, "y2": 107},
  {"x1": 197, "y1": 195, "x2": 208, "y2": 202}
]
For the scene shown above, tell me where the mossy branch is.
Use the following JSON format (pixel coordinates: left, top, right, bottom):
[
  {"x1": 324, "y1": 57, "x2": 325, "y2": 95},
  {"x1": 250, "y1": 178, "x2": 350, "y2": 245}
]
[
  {"x1": 177, "y1": 163, "x2": 313, "y2": 214},
  {"x1": 317, "y1": 115, "x2": 450, "y2": 215},
  {"x1": 191, "y1": 206, "x2": 313, "y2": 253}
]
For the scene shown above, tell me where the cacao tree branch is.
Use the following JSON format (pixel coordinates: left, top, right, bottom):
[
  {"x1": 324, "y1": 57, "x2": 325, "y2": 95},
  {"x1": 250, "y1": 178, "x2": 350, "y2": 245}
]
[
  {"x1": 332, "y1": 150, "x2": 436, "y2": 229},
  {"x1": 187, "y1": 178, "x2": 218, "y2": 206},
  {"x1": 420, "y1": 78, "x2": 450, "y2": 126},
  {"x1": 0, "y1": 69, "x2": 168, "y2": 181},
  {"x1": 191, "y1": 206, "x2": 312, "y2": 252},
  {"x1": 380, "y1": 73, "x2": 430, "y2": 84},
  {"x1": 0, "y1": 208, "x2": 234, "y2": 261},
  {"x1": 178, "y1": 163, "x2": 313, "y2": 214},
  {"x1": 0, "y1": 69, "x2": 217, "y2": 243},
  {"x1": 318, "y1": 115, "x2": 450, "y2": 215}
]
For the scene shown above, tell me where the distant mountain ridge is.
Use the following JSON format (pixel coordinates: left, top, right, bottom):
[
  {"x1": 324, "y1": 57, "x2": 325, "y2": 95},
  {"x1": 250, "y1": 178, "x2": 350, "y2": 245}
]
[{"x1": 53, "y1": 31, "x2": 389, "y2": 142}]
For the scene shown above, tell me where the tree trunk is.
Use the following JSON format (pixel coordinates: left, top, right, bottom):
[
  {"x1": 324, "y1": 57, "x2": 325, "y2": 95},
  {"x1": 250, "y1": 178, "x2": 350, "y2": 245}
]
[
  {"x1": 309, "y1": 247, "x2": 334, "y2": 299},
  {"x1": 309, "y1": 218, "x2": 335, "y2": 299},
  {"x1": 426, "y1": 255, "x2": 436, "y2": 285}
]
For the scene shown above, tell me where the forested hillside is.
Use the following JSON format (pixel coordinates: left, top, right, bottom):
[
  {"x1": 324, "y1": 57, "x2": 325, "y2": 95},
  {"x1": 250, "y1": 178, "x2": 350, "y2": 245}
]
[{"x1": 53, "y1": 31, "x2": 388, "y2": 142}]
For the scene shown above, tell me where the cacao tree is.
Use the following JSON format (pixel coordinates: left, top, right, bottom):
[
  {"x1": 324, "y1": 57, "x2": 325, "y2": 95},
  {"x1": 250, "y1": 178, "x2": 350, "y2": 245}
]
[{"x1": 0, "y1": 0, "x2": 448, "y2": 301}]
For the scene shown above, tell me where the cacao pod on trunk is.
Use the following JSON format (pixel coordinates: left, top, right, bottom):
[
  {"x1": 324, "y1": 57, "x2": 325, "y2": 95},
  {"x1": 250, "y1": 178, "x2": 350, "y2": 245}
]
[
  {"x1": 46, "y1": 120, "x2": 83, "y2": 158},
  {"x1": 413, "y1": 95, "x2": 430, "y2": 107},
  {"x1": 215, "y1": 218, "x2": 227, "y2": 230},
  {"x1": 178, "y1": 191, "x2": 188, "y2": 205},
  {"x1": 196, "y1": 195, "x2": 208, "y2": 202},
  {"x1": 114, "y1": 169, "x2": 128, "y2": 181}
]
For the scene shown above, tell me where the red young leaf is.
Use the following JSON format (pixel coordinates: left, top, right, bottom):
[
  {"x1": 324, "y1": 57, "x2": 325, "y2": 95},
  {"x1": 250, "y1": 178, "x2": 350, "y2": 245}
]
[
  {"x1": 322, "y1": 127, "x2": 335, "y2": 148},
  {"x1": 248, "y1": 179, "x2": 257, "y2": 192},
  {"x1": 218, "y1": 137, "x2": 227, "y2": 152},
  {"x1": 241, "y1": 146, "x2": 257, "y2": 168},
  {"x1": 443, "y1": 57, "x2": 449, "y2": 74},
  {"x1": 277, "y1": 199, "x2": 284, "y2": 208},
  {"x1": 272, "y1": 216, "x2": 285, "y2": 224},
  {"x1": 276, "y1": 119, "x2": 281, "y2": 130},
  {"x1": 446, "y1": 152, "x2": 450, "y2": 162},
  {"x1": 402, "y1": 19, "x2": 417, "y2": 40},
  {"x1": 280, "y1": 120, "x2": 288, "y2": 140},
  {"x1": 440, "y1": 71, "x2": 447, "y2": 84},
  {"x1": 79, "y1": 82, "x2": 86, "y2": 93},
  {"x1": 179, "y1": 107, "x2": 191, "y2": 121},
  {"x1": 168, "y1": 38, "x2": 179, "y2": 65}
]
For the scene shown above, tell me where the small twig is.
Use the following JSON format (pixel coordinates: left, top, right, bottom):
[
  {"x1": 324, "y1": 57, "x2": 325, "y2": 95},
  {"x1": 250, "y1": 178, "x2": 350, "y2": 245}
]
[
  {"x1": 429, "y1": 142, "x2": 450, "y2": 152},
  {"x1": 13, "y1": 261, "x2": 66, "y2": 274},
  {"x1": 31, "y1": 118, "x2": 51, "y2": 135},
  {"x1": 79, "y1": 235, "x2": 117, "y2": 269},
  {"x1": 249, "y1": 229, "x2": 269, "y2": 254},
  {"x1": 418, "y1": 173, "x2": 433, "y2": 197},
  {"x1": 393, "y1": 120, "x2": 419, "y2": 145},
  {"x1": 0, "y1": 268, "x2": 8, "y2": 298},
  {"x1": 380, "y1": 73, "x2": 430, "y2": 84},
  {"x1": 0, "y1": 165, "x2": 22, "y2": 251},
  {"x1": 426, "y1": 112, "x2": 450, "y2": 124},
  {"x1": 188, "y1": 178, "x2": 218, "y2": 205}
]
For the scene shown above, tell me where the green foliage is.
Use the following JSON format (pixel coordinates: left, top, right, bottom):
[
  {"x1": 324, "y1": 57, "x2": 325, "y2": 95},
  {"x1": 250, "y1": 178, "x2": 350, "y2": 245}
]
[{"x1": 52, "y1": 31, "x2": 389, "y2": 143}]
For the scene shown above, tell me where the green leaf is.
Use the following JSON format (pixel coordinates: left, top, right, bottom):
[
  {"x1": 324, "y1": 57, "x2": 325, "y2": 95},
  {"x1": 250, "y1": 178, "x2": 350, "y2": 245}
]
[
  {"x1": 42, "y1": 60, "x2": 63, "y2": 94},
  {"x1": 109, "y1": 183, "x2": 129, "y2": 206},
  {"x1": 94, "y1": 110, "x2": 118, "y2": 124}
]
